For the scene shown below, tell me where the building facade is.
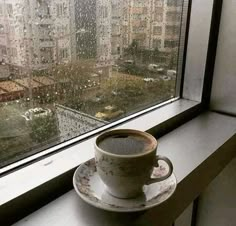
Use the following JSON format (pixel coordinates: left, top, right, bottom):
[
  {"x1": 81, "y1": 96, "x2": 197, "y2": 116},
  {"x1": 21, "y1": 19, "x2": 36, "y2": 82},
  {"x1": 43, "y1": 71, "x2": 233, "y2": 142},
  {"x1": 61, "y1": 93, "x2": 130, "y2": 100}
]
[
  {"x1": 0, "y1": 0, "x2": 182, "y2": 78},
  {"x1": 0, "y1": 0, "x2": 76, "y2": 77},
  {"x1": 110, "y1": 0, "x2": 183, "y2": 60}
]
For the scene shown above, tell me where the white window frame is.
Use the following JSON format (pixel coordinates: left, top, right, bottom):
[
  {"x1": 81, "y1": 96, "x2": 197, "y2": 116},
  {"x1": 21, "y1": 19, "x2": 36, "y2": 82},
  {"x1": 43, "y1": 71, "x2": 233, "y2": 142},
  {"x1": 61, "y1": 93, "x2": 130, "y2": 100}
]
[{"x1": 0, "y1": 0, "x2": 220, "y2": 222}]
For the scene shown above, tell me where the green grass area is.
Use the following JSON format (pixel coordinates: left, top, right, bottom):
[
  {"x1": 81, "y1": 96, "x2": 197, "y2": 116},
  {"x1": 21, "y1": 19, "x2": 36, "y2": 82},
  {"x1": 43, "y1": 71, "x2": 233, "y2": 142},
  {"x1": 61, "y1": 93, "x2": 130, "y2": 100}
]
[
  {"x1": 0, "y1": 102, "x2": 32, "y2": 166},
  {"x1": 0, "y1": 71, "x2": 175, "y2": 167},
  {"x1": 67, "y1": 71, "x2": 175, "y2": 121},
  {"x1": 0, "y1": 101, "x2": 59, "y2": 167}
]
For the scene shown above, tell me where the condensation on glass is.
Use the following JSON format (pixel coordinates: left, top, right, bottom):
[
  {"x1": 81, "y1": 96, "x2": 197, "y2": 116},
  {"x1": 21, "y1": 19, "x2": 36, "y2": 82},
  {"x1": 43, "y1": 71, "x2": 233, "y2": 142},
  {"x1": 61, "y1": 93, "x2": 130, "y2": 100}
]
[{"x1": 0, "y1": 0, "x2": 184, "y2": 168}]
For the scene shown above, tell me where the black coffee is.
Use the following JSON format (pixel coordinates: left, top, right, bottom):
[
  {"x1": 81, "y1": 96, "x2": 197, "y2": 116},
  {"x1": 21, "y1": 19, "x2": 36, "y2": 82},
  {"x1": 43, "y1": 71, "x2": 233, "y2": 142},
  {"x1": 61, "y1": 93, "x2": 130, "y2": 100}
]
[{"x1": 98, "y1": 133, "x2": 153, "y2": 155}]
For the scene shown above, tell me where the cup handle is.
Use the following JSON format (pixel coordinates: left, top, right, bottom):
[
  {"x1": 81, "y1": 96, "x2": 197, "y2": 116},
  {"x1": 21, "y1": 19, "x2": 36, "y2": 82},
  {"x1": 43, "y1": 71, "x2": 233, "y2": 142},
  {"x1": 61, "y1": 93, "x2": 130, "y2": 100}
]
[{"x1": 146, "y1": 155, "x2": 173, "y2": 185}]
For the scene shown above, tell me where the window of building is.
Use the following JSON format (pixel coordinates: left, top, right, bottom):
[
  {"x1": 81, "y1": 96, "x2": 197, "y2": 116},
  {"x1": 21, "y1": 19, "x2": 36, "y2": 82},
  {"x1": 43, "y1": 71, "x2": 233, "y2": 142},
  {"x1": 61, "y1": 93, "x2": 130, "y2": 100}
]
[
  {"x1": 40, "y1": 47, "x2": 54, "y2": 64},
  {"x1": 9, "y1": 25, "x2": 15, "y2": 37},
  {"x1": 7, "y1": 4, "x2": 13, "y2": 17},
  {"x1": 165, "y1": 25, "x2": 180, "y2": 36},
  {"x1": 112, "y1": 24, "x2": 120, "y2": 34},
  {"x1": 153, "y1": 39, "x2": 161, "y2": 49},
  {"x1": 153, "y1": 26, "x2": 162, "y2": 35},
  {"x1": 166, "y1": 12, "x2": 182, "y2": 22},
  {"x1": 167, "y1": 0, "x2": 182, "y2": 7},
  {"x1": 154, "y1": 13, "x2": 163, "y2": 22},
  {"x1": 0, "y1": 45, "x2": 7, "y2": 55},
  {"x1": 132, "y1": 13, "x2": 142, "y2": 20},
  {"x1": 39, "y1": 24, "x2": 53, "y2": 41},
  {"x1": 0, "y1": 4, "x2": 3, "y2": 15},
  {"x1": 100, "y1": 6, "x2": 108, "y2": 18},
  {"x1": 134, "y1": 0, "x2": 147, "y2": 7},
  {"x1": 155, "y1": 0, "x2": 164, "y2": 7},
  {"x1": 38, "y1": 2, "x2": 51, "y2": 18},
  {"x1": 164, "y1": 40, "x2": 179, "y2": 48},
  {"x1": 0, "y1": 0, "x2": 188, "y2": 170},
  {"x1": 60, "y1": 48, "x2": 68, "y2": 59},
  {"x1": 0, "y1": 24, "x2": 4, "y2": 34},
  {"x1": 143, "y1": 7, "x2": 148, "y2": 14},
  {"x1": 10, "y1": 48, "x2": 17, "y2": 58},
  {"x1": 123, "y1": 9, "x2": 128, "y2": 20},
  {"x1": 56, "y1": 3, "x2": 67, "y2": 17}
]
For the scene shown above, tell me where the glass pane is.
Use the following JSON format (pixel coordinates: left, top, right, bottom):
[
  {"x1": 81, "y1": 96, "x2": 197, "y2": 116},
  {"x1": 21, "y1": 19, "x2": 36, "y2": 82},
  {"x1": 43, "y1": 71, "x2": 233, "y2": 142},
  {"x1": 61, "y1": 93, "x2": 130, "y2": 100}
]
[{"x1": 0, "y1": 0, "x2": 185, "y2": 168}]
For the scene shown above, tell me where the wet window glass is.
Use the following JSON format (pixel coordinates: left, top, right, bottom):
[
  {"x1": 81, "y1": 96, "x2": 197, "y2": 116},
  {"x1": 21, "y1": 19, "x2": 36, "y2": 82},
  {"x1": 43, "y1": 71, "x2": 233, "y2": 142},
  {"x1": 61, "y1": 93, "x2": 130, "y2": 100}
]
[{"x1": 0, "y1": 0, "x2": 185, "y2": 168}]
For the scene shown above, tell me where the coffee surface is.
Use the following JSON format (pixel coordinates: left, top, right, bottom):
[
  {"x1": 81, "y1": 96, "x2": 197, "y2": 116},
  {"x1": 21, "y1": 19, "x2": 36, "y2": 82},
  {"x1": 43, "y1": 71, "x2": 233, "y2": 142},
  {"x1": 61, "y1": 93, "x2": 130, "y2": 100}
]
[{"x1": 98, "y1": 133, "x2": 153, "y2": 155}]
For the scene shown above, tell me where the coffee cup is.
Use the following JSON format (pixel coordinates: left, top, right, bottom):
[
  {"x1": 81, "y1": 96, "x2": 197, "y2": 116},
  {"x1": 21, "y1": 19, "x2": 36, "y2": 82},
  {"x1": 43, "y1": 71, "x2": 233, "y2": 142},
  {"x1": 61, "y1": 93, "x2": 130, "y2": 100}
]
[{"x1": 95, "y1": 129, "x2": 173, "y2": 199}]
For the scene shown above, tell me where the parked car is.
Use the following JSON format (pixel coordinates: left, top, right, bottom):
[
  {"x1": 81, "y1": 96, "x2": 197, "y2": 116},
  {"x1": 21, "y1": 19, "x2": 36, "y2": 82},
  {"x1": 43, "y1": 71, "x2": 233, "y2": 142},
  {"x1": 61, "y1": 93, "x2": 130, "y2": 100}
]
[
  {"x1": 112, "y1": 64, "x2": 122, "y2": 72},
  {"x1": 147, "y1": 64, "x2": 164, "y2": 73},
  {"x1": 21, "y1": 107, "x2": 52, "y2": 121},
  {"x1": 95, "y1": 105, "x2": 124, "y2": 121},
  {"x1": 143, "y1": 78, "x2": 155, "y2": 82},
  {"x1": 167, "y1": 70, "x2": 177, "y2": 77},
  {"x1": 161, "y1": 75, "x2": 171, "y2": 81},
  {"x1": 124, "y1": 60, "x2": 134, "y2": 65}
]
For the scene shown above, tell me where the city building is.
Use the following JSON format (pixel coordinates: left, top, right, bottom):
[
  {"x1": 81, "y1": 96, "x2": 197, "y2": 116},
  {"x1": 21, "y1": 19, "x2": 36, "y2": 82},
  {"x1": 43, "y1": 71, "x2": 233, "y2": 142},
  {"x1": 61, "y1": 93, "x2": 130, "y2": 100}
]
[
  {"x1": 74, "y1": 0, "x2": 96, "y2": 59},
  {"x1": 96, "y1": 0, "x2": 112, "y2": 65},
  {"x1": 0, "y1": 0, "x2": 76, "y2": 78},
  {"x1": 110, "y1": 0, "x2": 183, "y2": 60}
]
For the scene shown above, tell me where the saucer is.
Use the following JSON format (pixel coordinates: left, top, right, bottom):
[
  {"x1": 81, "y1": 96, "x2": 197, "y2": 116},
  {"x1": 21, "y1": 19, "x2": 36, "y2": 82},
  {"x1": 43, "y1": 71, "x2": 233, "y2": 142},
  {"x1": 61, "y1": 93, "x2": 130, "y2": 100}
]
[{"x1": 73, "y1": 158, "x2": 177, "y2": 212}]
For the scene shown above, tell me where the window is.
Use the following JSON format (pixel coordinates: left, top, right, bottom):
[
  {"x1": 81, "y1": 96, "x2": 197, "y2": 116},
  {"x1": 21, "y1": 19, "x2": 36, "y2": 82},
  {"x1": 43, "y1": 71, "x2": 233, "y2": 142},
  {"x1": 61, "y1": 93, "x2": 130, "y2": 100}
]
[
  {"x1": 164, "y1": 40, "x2": 179, "y2": 48},
  {"x1": 9, "y1": 25, "x2": 15, "y2": 37},
  {"x1": 100, "y1": 5, "x2": 108, "y2": 18},
  {"x1": 165, "y1": 25, "x2": 180, "y2": 36},
  {"x1": 155, "y1": 0, "x2": 163, "y2": 7},
  {"x1": 153, "y1": 39, "x2": 161, "y2": 49},
  {"x1": 154, "y1": 13, "x2": 163, "y2": 22},
  {"x1": 1, "y1": 1, "x2": 223, "y2": 225},
  {"x1": 0, "y1": 4, "x2": 3, "y2": 15},
  {"x1": 166, "y1": 12, "x2": 182, "y2": 23},
  {"x1": 40, "y1": 47, "x2": 53, "y2": 64},
  {"x1": 7, "y1": 4, "x2": 13, "y2": 17},
  {"x1": 60, "y1": 48, "x2": 68, "y2": 59},
  {"x1": 39, "y1": 24, "x2": 53, "y2": 41},
  {"x1": 38, "y1": 2, "x2": 51, "y2": 18},
  {"x1": 56, "y1": 3, "x2": 67, "y2": 17},
  {"x1": 0, "y1": 24, "x2": 4, "y2": 34},
  {"x1": 9, "y1": 47, "x2": 17, "y2": 57},
  {"x1": 112, "y1": 24, "x2": 120, "y2": 34},
  {"x1": 153, "y1": 26, "x2": 162, "y2": 35},
  {"x1": 0, "y1": 0, "x2": 188, "y2": 169},
  {"x1": 167, "y1": 0, "x2": 182, "y2": 7},
  {"x1": 0, "y1": 45, "x2": 7, "y2": 55}
]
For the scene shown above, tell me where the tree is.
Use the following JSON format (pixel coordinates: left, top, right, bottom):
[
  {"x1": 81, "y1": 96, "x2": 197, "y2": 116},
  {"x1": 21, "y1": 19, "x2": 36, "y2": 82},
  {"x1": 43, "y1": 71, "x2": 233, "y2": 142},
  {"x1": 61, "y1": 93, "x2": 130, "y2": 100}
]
[
  {"x1": 125, "y1": 40, "x2": 139, "y2": 63},
  {"x1": 29, "y1": 113, "x2": 60, "y2": 144},
  {"x1": 100, "y1": 75, "x2": 147, "y2": 110},
  {"x1": 168, "y1": 50, "x2": 178, "y2": 69},
  {"x1": 48, "y1": 60, "x2": 98, "y2": 109}
]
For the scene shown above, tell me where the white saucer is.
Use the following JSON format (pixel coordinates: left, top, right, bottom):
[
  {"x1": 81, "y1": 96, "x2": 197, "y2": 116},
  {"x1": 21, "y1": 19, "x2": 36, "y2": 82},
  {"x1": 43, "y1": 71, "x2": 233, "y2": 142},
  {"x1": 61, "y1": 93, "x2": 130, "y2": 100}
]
[{"x1": 73, "y1": 158, "x2": 177, "y2": 212}]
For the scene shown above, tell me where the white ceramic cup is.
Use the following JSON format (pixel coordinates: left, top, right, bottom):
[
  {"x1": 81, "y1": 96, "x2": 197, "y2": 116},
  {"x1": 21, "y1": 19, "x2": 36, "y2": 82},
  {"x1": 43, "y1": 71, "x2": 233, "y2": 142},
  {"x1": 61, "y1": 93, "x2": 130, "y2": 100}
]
[{"x1": 95, "y1": 129, "x2": 173, "y2": 199}]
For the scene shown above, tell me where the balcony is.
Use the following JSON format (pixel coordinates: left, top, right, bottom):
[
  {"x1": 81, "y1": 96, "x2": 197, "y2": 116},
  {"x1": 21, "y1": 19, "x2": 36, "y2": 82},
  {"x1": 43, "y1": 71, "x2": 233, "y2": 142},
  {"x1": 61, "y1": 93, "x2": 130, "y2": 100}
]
[
  {"x1": 165, "y1": 20, "x2": 181, "y2": 26},
  {"x1": 39, "y1": 40, "x2": 54, "y2": 48},
  {"x1": 166, "y1": 6, "x2": 182, "y2": 12},
  {"x1": 35, "y1": 17, "x2": 53, "y2": 25}
]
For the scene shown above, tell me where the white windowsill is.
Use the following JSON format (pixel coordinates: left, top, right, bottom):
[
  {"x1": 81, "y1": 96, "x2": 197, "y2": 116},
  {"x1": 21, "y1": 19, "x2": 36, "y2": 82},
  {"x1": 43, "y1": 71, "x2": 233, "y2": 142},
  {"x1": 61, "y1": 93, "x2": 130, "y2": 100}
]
[
  {"x1": 11, "y1": 110, "x2": 236, "y2": 226},
  {"x1": 0, "y1": 98, "x2": 198, "y2": 206}
]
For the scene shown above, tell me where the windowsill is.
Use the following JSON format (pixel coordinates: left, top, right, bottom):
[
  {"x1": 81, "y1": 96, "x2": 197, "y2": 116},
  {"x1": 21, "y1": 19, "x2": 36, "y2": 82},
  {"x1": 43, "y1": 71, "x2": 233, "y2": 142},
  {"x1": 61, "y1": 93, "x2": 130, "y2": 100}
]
[
  {"x1": 0, "y1": 99, "x2": 198, "y2": 205},
  {"x1": 7, "y1": 110, "x2": 235, "y2": 226},
  {"x1": 1, "y1": 98, "x2": 235, "y2": 226}
]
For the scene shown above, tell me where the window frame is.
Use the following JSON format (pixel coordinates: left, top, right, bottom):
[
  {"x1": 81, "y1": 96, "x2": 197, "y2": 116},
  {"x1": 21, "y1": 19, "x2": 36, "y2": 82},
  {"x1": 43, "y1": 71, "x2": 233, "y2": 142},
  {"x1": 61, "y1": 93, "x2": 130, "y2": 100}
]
[{"x1": 0, "y1": 0, "x2": 223, "y2": 224}]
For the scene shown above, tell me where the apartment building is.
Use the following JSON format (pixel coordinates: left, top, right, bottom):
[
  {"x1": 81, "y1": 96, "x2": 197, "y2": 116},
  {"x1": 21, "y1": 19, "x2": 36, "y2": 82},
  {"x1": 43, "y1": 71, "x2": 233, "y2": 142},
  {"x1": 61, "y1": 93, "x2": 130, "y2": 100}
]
[
  {"x1": 96, "y1": 0, "x2": 112, "y2": 66},
  {"x1": 110, "y1": 0, "x2": 182, "y2": 60},
  {"x1": 0, "y1": 0, "x2": 182, "y2": 78},
  {"x1": 0, "y1": 0, "x2": 75, "y2": 77},
  {"x1": 74, "y1": 0, "x2": 96, "y2": 59}
]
